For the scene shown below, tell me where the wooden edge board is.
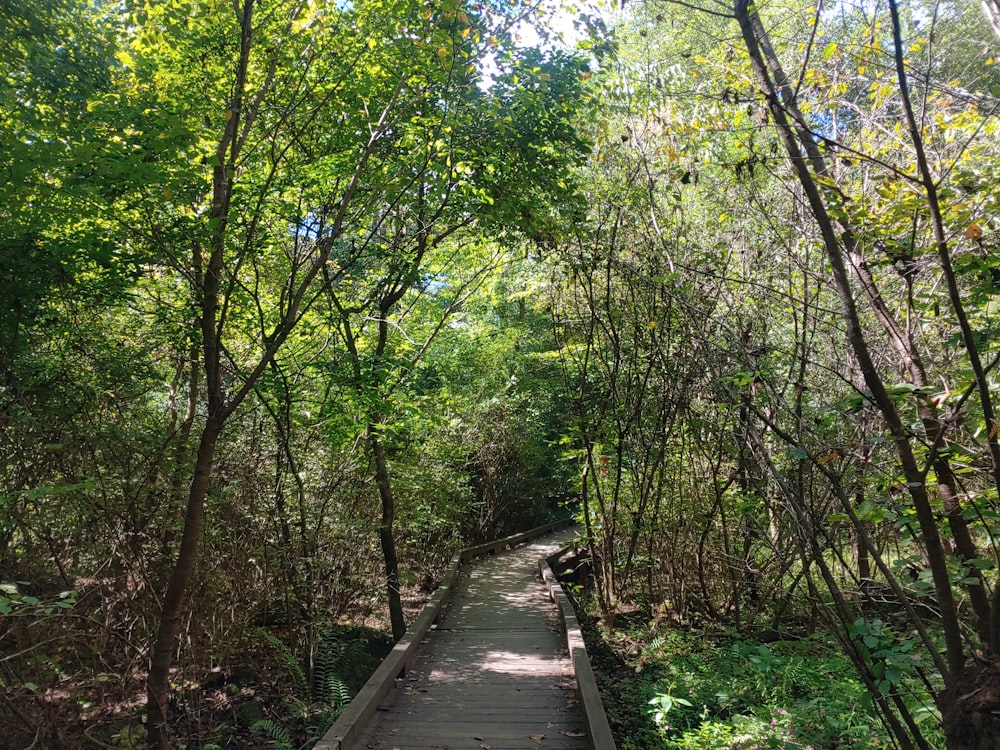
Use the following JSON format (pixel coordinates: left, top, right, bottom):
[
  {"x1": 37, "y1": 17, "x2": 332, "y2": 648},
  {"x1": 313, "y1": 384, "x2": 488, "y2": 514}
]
[
  {"x1": 311, "y1": 518, "x2": 575, "y2": 750},
  {"x1": 312, "y1": 555, "x2": 461, "y2": 750},
  {"x1": 540, "y1": 547, "x2": 618, "y2": 750},
  {"x1": 459, "y1": 518, "x2": 576, "y2": 564}
]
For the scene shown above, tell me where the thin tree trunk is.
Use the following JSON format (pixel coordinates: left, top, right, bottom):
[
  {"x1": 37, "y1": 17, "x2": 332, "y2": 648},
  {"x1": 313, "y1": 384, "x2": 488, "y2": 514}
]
[
  {"x1": 745, "y1": 419, "x2": 920, "y2": 750},
  {"x1": 885, "y1": 3, "x2": 1000, "y2": 744},
  {"x1": 844, "y1": 237, "x2": 992, "y2": 641},
  {"x1": 146, "y1": 6, "x2": 251, "y2": 745},
  {"x1": 333, "y1": 298, "x2": 411, "y2": 643},
  {"x1": 143, "y1": 0, "x2": 403, "y2": 741},
  {"x1": 146, "y1": 416, "x2": 222, "y2": 750},
  {"x1": 984, "y1": 0, "x2": 1000, "y2": 39},
  {"x1": 369, "y1": 422, "x2": 406, "y2": 640},
  {"x1": 734, "y1": 0, "x2": 963, "y2": 681},
  {"x1": 887, "y1": 0, "x2": 998, "y2": 646}
]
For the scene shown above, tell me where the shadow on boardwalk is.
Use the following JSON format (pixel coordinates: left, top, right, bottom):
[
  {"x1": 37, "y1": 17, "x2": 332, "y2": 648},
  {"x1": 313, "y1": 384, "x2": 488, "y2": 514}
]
[{"x1": 355, "y1": 529, "x2": 588, "y2": 750}]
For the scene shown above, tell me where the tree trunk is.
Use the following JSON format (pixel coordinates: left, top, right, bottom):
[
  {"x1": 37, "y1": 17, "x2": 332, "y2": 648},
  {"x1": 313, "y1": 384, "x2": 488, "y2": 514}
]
[
  {"x1": 732, "y1": 6, "x2": 976, "y2": 748},
  {"x1": 369, "y1": 423, "x2": 406, "y2": 640},
  {"x1": 335, "y1": 305, "x2": 409, "y2": 641},
  {"x1": 146, "y1": 416, "x2": 222, "y2": 750},
  {"x1": 886, "y1": 0, "x2": 998, "y2": 647},
  {"x1": 984, "y1": 0, "x2": 1000, "y2": 39},
  {"x1": 939, "y1": 664, "x2": 1000, "y2": 750},
  {"x1": 735, "y1": 0, "x2": 963, "y2": 676},
  {"x1": 146, "y1": 7, "x2": 250, "y2": 742}
]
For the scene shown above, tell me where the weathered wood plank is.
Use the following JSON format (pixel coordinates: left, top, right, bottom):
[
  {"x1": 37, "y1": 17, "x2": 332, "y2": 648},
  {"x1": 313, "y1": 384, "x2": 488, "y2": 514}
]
[
  {"x1": 540, "y1": 553, "x2": 618, "y2": 750},
  {"x1": 313, "y1": 522, "x2": 574, "y2": 750},
  {"x1": 351, "y1": 530, "x2": 588, "y2": 750}
]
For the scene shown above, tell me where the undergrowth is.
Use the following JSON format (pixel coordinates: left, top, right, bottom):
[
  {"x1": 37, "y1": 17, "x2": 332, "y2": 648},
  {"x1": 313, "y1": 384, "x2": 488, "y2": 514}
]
[
  {"x1": 585, "y1": 618, "x2": 942, "y2": 750},
  {"x1": 248, "y1": 625, "x2": 387, "y2": 748}
]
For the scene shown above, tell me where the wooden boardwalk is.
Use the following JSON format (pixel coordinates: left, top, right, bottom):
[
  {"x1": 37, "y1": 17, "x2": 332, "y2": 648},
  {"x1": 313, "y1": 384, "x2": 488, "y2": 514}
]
[{"x1": 354, "y1": 528, "x2": 588, "y2": 750}]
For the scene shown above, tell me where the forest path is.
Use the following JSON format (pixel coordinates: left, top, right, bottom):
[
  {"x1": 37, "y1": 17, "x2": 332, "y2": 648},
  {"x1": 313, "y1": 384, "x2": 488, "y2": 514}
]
[{"x1": 353, "y1": 528, "x2": 588, "y2": 750}]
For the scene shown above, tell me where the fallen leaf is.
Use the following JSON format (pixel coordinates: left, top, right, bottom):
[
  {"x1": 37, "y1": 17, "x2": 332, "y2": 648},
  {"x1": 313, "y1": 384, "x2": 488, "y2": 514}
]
[
  {"x1": 561, "y1": 730, "x2": 587, "y2": 738},
  {"x1": 817, "y1": 448, "x2": 842, "y2": 464}
]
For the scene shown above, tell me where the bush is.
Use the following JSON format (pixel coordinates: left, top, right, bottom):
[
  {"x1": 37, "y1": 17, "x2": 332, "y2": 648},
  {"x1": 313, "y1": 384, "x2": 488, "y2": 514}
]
[{"x1": 601, "y1": 626, "x2": 898, "y2": 750}]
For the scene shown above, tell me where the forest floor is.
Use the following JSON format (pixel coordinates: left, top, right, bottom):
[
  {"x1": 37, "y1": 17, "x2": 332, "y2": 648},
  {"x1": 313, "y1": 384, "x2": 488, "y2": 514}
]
[
  {"x1": 0, "y1": 586, "x2": 438, "y2": 750},
  {"x1": 578, "y1": 605, "x2": 933, "y2": 750},
  {"x1": 2, "y1": 568, "x2": 937, "y2": 749},
  {"x1": 0, "y1": 620, "x2": 397, "y2": 750}
]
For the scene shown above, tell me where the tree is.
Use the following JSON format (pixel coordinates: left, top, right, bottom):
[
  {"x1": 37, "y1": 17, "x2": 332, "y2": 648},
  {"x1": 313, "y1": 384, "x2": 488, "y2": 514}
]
[
  {"x1": 319, "y1": 41, "x2": 589, "y2": 638},
  {"x1": 984, "y1": 0, "x2": 1000, "y2": 38},
  {"x1": 543, "y1": 0, "x2": 1000, "y2": 744},
  {"x1": 94, "y1": 0, "x2": 592, "y2": 743}
]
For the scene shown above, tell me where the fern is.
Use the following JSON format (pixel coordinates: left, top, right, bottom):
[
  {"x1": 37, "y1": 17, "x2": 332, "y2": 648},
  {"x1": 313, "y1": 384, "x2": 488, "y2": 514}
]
[
  {"x1": 255, "y1": 626, "x2": 360, "y2": 748},
  {"x1": 252, "y1": 629, "x2": 364, "y2": 749},
  {"x1": 311, "y1": 628, "x2": 362, "y2": 706},
  {"x1": 645, "y1": 633, "x2": 669, "y2": 656},
  {"x1": 637, "y1": 634, "x2": 670, "y2": 670},
  {"x1": 322, "y1": 674, "x2": 352, "y2": 709},
  {"x1": 258, "y1": 628, "x2": 308, "y2": 699},
  {"x1": 250, "y1": 719, "x2": 294, "y2": 750}
]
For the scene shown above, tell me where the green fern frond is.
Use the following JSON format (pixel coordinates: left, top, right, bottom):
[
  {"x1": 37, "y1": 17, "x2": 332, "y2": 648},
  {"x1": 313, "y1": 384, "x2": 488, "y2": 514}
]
[
  {"x1": 312, "y1": 628, "x2": 363, "y2": 703},
  {"x1": 322, "y1": 674, "x2": 352, "y2": 708},
  {"x1": 644, "y1": 634, "x2": 669, "y2": 655},
  {"x1": 250, "y1": 718, "x2": 294, "y2": 750},
  {"x1": 258, "y1": 628, "x2": 308, "y2": 699}
]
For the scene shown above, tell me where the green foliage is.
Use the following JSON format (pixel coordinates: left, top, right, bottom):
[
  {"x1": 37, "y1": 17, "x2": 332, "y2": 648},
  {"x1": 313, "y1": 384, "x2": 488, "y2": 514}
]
[
  {"x1": 250, "y1": 719, "x2": 294, "y2": 750},
  {"x1": 311, "y1": 628, "x2": 364, "y2": 708},
  {"x1": 666, "y1": 714, "x2": 799, "y2": 750},
  {"x1": 5, "y1": 0, "x2": 1000, "y2": 744},
  {"x1": 257, "y1": 626, "x2": 362, "y2": 709},
  {"x1": 0, "y1": 583, "x2": 76, "y2": 617},
  {"x1": 253, "y1": 627, "x2": 363, "y2": 744},
  {"x1": 844, "y1": 618, "x2": 922, "y2": 697},
  {"x1": 648, "y1": 685, "x2": 692, "y2": 727},
  {"x1": 610, "y1": 626, "x2": 897, "y2": 750},
  {"x1": 258, "y1": 629, "x2": 309, "y2": 701}
]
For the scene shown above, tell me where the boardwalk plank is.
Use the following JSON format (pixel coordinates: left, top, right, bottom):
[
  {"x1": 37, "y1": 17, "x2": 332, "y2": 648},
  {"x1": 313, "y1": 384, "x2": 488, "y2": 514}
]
[{"x1": 354, "y1": 530, "x2": 587, "y2": 750}]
